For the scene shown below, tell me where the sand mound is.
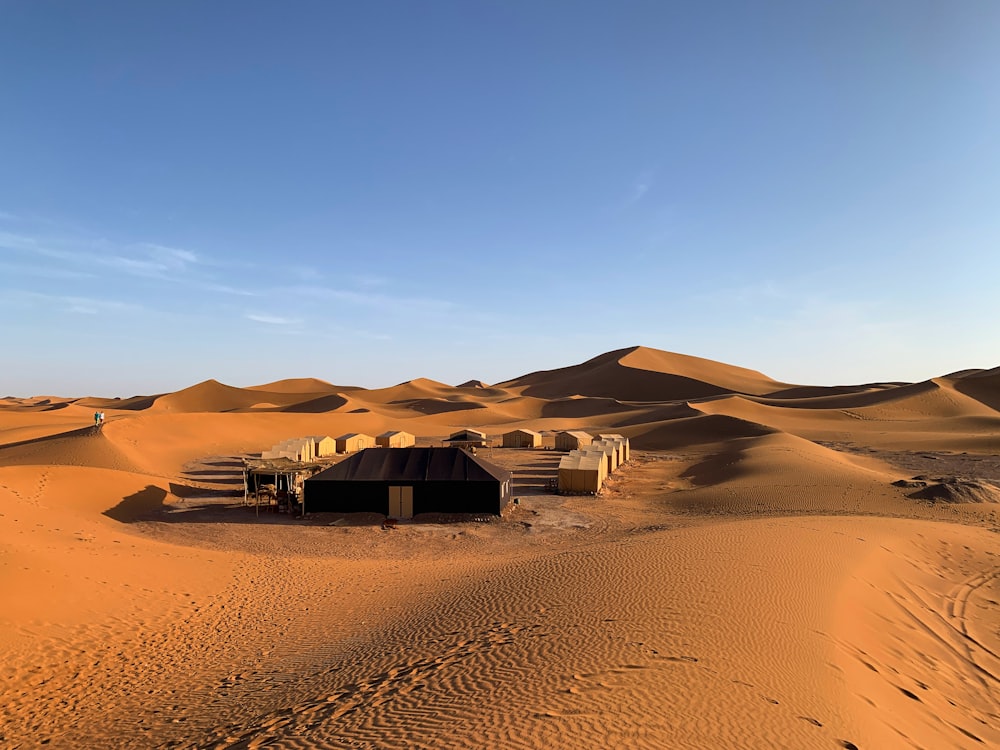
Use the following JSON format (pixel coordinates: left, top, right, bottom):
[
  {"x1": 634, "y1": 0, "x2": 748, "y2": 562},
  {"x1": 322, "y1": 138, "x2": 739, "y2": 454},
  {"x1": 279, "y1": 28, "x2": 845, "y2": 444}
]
[
  {"x1": 674, "y1": 432, "x2": 905, "y2": 515},
  {"x1": 456, "y1": 379, "x2": 489, "y2": 389},
  {"x1": 500, "y1": 345, "x2": 788, "y2": 402},
  {"x1": 403, "y1": 398, "x2": 488, "y2": 415},
  {"x1": 150, "y1": 379, "x2": 346, "y2": 413},
  {"x1": 359, "y1": 378, "x2": 453, "y2": 405},
  {"x1": 897, "y1": 476, "x2": 1000, "y2": 504},
  {"x1": 278, "y1": 393, "x2": 351, "y2": 413},
  {"x1": 76, "y1": 394, "x2": 161, "y2": 411},
  {"x1": 0, "y1": 426, "x2": 148, "y2": 473},
  {"x1": 744, "y1": 379, "x2": 995, "y2": 419},
  {"x1": 151, "y1": 379, "x2": 275, "y2": 413},
  {"x1": 245, "y1": 377, "x2": 339, "y2": 393},
  {"x1": 631, "y1": 413, "x2": 778, "y2": 450},
  {"x1": 950, "y1": 368, "x2": 1000, "y2": 412},
  {"x1": 540, "y1": 395, "x2": 636, "y2": 419}
]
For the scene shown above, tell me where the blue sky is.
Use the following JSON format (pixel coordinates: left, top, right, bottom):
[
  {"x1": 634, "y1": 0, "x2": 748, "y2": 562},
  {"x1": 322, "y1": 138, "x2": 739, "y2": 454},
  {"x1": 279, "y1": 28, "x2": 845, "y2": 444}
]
[{"x1": 2, "y1": 1, "x2": 998, "y2": 396}]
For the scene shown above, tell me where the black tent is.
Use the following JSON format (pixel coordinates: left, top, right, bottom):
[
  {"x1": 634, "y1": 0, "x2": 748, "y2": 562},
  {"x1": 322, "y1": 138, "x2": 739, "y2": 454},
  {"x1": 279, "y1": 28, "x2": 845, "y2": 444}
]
[{"x1": 303, "y1": 447, "x2": 513, "y2": 517}]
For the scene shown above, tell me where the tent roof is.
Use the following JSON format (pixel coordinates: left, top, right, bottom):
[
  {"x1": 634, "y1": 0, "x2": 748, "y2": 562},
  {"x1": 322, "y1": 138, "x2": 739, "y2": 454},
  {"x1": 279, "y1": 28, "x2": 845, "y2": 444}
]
[
  {"x1": 308, "y1": 447, "x2": 511, "y2": 483},
  {"x1": 446, "y1": 428, "x2": 487, "y2": 440},
  {"x1": 335, "y1": 432, "x2": 373, "y2": 440},
  {"x1": 504, "y1": 428, "x2": 541, "y2": 437},
  {"x1": 559, "y1": 453, "x2": 603, "y2": 471},
  {"x1": 557, "y1": 430, "x2": 593, "y2": 439},
  {"x1": 377, "y1": 430, "x2": 413, "y2": 437},
  {"x1": 245, "y1": 457, "x2": 327, "y2": 474}
]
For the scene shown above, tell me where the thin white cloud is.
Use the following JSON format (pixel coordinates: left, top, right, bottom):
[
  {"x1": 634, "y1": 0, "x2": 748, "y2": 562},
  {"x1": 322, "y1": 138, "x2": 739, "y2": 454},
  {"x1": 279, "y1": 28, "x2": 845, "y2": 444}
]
[
  {"x1": 0, "y1": 261, "x2": 96, "y2": 280},
  {"x1": 5, "y1": 290, "x2": 140, "y2": 313},
  {"x1": 286, "y1": 284, "x2": 454, "y2": 313},
  {"x1": 246, "y1": 312, "x2": 301, "y2": 325},
  {"x1": 198, "y1": 281, "x2": 257, "y2": 296},
  {"x1": 141, "y1": 243, "x2": 199, "y2": 269}
]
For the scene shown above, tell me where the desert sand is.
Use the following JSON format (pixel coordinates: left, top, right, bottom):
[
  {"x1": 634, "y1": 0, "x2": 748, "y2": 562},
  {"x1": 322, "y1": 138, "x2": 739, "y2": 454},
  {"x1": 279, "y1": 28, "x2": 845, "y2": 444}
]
[{"x1": 2, "y1": 346, "x2": 999, "y2": 749}]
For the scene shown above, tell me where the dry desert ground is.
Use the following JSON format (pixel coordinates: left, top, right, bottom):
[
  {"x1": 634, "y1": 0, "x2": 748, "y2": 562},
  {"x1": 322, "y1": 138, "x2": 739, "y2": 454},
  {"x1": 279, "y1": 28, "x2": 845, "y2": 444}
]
[{"x1": 2, "y1": 346, "x2": 1000, "y2": 749}]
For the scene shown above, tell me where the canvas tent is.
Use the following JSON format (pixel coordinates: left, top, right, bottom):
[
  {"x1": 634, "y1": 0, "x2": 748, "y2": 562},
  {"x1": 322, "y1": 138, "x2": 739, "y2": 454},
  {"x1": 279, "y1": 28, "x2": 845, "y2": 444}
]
[
  {"x1": 335, "y1": 433, "x2": 376, "y2": 453},
  {"x1": 554, "y1": 430, "x2": 593, "y2": 451},
  {"x1": 303, "y1": 447, "x2": 513, "y2": 518},
  {"x1": 262, "y1": 437, "x2": 314, "y2": 462},
  {"x1": 598, "y1": 434, "x2": 630, "y2": 463},
  {"x1": 588, "y1": 439, "x2": 620, "y2": 474},
  {"x1": 502, "y1": 428, "x2": 541, "y2": 448},
  {"x1": 557, "y1": 451, "x2": 605, "y2": 494},
  {"x1": 376, "y1": 430, "x2": 416, "y2": 448},
  {"x1": 445, "y1": 429, "x2": 488, "y2": 448},
  {"x1": 309, "y1": 435, "x2": 336, "y2": 457}
]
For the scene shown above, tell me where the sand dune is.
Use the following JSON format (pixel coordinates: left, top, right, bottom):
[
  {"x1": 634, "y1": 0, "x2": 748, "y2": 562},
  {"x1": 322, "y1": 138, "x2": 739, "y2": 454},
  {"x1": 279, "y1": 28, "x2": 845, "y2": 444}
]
[
  {"x1": 500, "y1": 346, "x2": 789, "y2": 401},
  {"x1": 950, "y1": 368, "x2": 1000, "y2": 412},
  {"x1": 3, "y1": 345, "x2": 1000, "y2": 749},
  {"x1": 245, "y1": 376, "x2": 341, "y2": 393},
  {"x1": 629, "y1": 412, "x2": 778, "y2": 450}
]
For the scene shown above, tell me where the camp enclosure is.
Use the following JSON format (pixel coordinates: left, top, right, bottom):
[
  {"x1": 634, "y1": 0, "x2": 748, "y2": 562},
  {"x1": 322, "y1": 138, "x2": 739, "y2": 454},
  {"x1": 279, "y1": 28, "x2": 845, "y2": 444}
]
[{"x1": 304, "y1": 447, "x2": 513, "y2": 518}]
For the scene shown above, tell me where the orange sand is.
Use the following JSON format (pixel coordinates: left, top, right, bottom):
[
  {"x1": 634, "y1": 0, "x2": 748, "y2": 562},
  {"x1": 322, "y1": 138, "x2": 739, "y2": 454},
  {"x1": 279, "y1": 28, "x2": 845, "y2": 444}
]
[{"x1": 2, "y1": 346, "x2": 999, "y2": 748}]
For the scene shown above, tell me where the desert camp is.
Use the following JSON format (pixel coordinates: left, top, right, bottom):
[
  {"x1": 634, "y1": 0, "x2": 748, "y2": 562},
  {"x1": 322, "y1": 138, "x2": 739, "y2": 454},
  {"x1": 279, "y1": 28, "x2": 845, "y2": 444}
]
[
  {"x1": 4, "y1": 344, "x2": 1000, "y2": 750},
  {"x1": 6, "y1": 4, "x2": 1000, "y2": 748}
]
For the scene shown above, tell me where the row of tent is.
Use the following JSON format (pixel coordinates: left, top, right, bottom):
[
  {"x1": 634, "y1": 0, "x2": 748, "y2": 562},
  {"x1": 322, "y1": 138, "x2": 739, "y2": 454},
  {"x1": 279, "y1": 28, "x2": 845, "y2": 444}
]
[
  {"x1": 558, "y1": 433, "x2": 631, "y2": 494},
  {"x1": 500, "y1": 428, "x2": 628, "y2": 453},
  {"x1": 260, "y1": 431, "x2": 416, "y2": 461}
]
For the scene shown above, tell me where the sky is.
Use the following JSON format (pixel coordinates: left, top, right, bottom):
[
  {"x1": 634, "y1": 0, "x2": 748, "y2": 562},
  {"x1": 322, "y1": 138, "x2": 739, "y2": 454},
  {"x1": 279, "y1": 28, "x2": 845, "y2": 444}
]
[{"x1": 2, "y1": 1, "x2": 999, "y2": 397}]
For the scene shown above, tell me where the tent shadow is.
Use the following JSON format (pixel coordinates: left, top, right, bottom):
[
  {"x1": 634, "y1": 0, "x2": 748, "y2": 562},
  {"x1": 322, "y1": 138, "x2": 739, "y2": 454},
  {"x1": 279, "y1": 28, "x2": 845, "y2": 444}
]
[{"x1": 104, "y1": 484, "x2": 169, "y2": 523}]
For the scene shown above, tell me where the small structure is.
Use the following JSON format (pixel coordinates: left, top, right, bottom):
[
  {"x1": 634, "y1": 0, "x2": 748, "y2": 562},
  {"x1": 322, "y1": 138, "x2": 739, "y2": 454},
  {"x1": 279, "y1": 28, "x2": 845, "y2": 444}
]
[
  {"x1": 262, "y1": 437, "x2": 314, "y2": 462},
  {"x1": 557, "y1": 451, "x2": 605, "y2": 494},
  {"x1": 335, "y1": 432, "x2": 376, "y2": 453},
  {"x1": 598, "y1": 434, "x2": 630, "y2": 463},
  {"x1": 588, "y1": 439, "x2": 620, "y2": 474},
  {"x1": 376, "y1": 430, "x2": 416, "y2": 448},
  {"x1": 303, "y1": 447, "x2": 513, "y2": 518},
  {"x1": 554, "y1": 430, "x2": 593, "y2": 452},
  {"x1": 502, "y1": 428, "x2": 541, "y2": 448},
  {"x1": 309, "y1": 435, "x2": 337, "y2": 457},
  {"x1": 242, "y1": 457, "x2": 327, "y2": 514},
  {"x1": 445, "y1": 428, "x2": 488, "y2": 449}
]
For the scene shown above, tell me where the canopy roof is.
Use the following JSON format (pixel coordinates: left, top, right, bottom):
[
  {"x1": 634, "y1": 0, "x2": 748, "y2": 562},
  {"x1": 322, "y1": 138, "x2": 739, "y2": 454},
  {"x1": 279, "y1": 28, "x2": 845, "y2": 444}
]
[{"x1": 309, "y1": 447, "x2": 510, "y2": 483}]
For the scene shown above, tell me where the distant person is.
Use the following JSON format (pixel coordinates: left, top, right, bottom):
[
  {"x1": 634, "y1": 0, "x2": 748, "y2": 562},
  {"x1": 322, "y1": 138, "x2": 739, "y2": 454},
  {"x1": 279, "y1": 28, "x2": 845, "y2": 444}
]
[
  {"x1": 94, "y1": 411, "x2": 101, "y2": 430},
  {"x1": 99, "y1": 411, "x2": 105, "y2": 426}
]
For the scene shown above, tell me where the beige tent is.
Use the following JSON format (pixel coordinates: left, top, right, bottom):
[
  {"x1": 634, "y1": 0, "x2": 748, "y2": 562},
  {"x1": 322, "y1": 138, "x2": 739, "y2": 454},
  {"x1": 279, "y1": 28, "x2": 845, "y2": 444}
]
[
  {"x1": 588, "y1": 440, "x2": 620, "y2": 474},
  {"x1": 598, "y1": 433, "x2": 630, "y2": 463},
  {"x1": 554, "y1": 430, "x2": 593, "y2": 451},
  {"x1": 376, "y1": 430, "x2": 415, "y2": 448},
  {"x1": 335, "y1": 432, "x2": 376, "y2": 453},
  {"x1": 309, "y1": 435, "x2": 336, "y2": 457},
  {"x1": 263, "y1": 437, "x2": 314, "y2": 462},
  {"x1": 261, "y1": 448, "x2": 298, "y2": 461},
  {"x1": 285, "y1": 438, "x2": 315, "y2": 461},
  {"x1": 502, "y1": 428, "x2": 541, "y2": 448},
  {"x1": 557, "y1": 451, "x2": 605, "y2": 494},
  {"x1": 445, "y1": 428, "x2": 488, "y2": 448}
]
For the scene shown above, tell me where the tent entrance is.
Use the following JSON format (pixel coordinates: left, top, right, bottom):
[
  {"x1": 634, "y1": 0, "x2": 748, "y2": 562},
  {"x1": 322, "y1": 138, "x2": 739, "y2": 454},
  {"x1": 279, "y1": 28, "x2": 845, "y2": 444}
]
[{"x1": 388, "y1": 486, "x2": 413, "y2": 519}]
